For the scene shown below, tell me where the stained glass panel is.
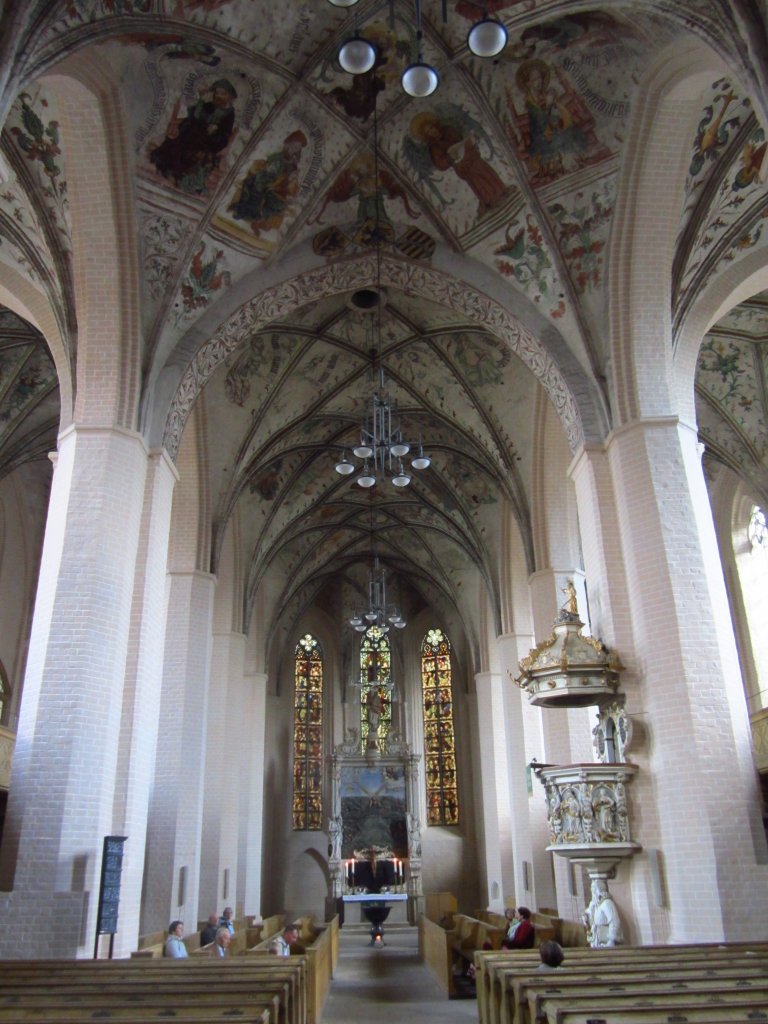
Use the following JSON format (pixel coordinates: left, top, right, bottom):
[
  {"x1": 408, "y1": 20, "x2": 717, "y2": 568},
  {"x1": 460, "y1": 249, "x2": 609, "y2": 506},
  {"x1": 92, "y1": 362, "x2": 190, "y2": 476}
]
[
  {"x1": 292, "y1": 633, "x2": 323, "y2": 830},
  {"x1": 360, "y1": 626, "x2": 392, "y2": 754},
  {"x1": 422, "y1": 628, "x2": 459, "y2": 825}
]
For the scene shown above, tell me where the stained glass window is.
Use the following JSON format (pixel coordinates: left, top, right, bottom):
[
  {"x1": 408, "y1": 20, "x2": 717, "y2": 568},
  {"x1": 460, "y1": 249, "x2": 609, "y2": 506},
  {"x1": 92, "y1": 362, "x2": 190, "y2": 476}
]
[
  {"x1": 292, "y1": 634, "x2": 323, "y2": 830},
  {"x1": 422, "y1": 628, "x2": 459, "y2": 826},
  {"x1": 360, "y1": 626, "x2": 392, "y2": 754}
]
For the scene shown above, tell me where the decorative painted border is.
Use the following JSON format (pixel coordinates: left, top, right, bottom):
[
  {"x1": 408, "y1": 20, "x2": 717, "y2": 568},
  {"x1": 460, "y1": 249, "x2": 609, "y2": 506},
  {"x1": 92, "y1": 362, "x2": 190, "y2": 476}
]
[{"x1": 163, "y1": 254, "x2": 583, "y2": 459}]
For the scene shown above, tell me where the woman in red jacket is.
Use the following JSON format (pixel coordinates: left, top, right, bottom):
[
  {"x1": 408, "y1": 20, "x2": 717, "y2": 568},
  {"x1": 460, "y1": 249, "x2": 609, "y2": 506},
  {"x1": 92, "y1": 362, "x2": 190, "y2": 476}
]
[{"x1": 502, "y1": 906, "x2": 535, "y2": 949}]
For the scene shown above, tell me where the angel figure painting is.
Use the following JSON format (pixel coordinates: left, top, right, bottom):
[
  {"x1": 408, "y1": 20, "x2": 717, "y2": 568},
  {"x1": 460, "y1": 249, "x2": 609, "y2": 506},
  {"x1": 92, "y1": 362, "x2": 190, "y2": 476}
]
[{"x1": 404, "y1": 105, "x2": 513, "y2": 219}]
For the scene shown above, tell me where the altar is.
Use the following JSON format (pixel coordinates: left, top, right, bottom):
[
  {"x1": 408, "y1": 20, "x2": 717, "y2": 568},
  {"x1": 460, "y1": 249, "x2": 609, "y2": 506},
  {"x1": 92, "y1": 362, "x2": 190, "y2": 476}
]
[
  {"x1": 326, "y1": 740, "x2": 424, "y2": 924},
  {"x1": 342, "y1": 892, "x2": 409, "y2": 925}
]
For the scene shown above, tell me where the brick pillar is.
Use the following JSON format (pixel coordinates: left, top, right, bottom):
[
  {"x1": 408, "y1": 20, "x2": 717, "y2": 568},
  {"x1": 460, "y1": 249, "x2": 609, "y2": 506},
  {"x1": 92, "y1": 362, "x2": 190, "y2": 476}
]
[
  {"x1": 198, "y1": 630, "x2": 246, "y2": 917},
  {"x1": 141, "y1": 570, "x2": 215, "y2": 936},
  {"x1": 0, "y1": 426, "x2": 148, "y2": 957},
  {"x1": 604, "y1": 417, "x2": 768, "y2": 939},
  {"x1": 237, "y1": 670, "x2": 267, "y2": 919},
  {"x1": 110, "y1": 450, "x2": 178, "y2": 957}
]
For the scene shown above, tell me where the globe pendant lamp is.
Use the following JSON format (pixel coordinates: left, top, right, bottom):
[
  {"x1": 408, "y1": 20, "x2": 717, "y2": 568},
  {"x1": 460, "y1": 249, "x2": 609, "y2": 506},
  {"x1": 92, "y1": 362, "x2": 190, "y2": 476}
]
[
  {"x1": 402, "y1": 60, "x2": 439, "y2": 98},
  {"x1": 338, "y1": 33, "x2": 376, "y2": 74},
  {"x1": 467, "y1": 17, "x2": 508, "y2": 58},
  {"x1": 328, "y1": 0, "x2": 358, "y2": 6}
]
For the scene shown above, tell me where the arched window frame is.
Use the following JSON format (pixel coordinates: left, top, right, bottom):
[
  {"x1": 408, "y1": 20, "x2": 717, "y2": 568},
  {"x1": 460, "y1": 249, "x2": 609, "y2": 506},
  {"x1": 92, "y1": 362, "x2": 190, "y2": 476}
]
[
  {"x1": 292, "y1": 633, "x2": 323, "y2": 830},
  {"x1": 421, "y1": 627, "x2": 459, "y2": 826},
  {"x1": 360, "y1": 626, "x2": 392, "y2": 753}
]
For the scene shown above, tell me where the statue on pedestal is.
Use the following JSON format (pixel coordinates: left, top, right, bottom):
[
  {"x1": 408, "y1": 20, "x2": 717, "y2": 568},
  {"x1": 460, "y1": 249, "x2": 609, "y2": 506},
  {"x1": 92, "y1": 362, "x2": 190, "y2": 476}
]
[
  {"x1": 365, "y1": 688, "x2": 385, "y2": 751},
  {"x1": 582, "y1": 878, "x2": 624, "y2": 947}
]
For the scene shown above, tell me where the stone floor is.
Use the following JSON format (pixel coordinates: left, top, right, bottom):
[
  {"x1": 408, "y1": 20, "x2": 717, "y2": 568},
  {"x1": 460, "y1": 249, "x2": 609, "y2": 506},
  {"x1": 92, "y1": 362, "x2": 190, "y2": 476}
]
[{"x1": 320, "y1": 923, "x2": 480, "y2": 1023}]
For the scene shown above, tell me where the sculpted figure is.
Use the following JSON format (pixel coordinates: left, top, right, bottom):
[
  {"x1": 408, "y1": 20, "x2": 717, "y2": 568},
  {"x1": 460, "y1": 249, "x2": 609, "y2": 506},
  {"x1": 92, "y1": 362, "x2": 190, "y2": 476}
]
[
  {"x1": 582, "y1": 879, "x2": 624, "y2": 947},
  {"x1": 327, "y1": 815, "x2": 342, "y2": 862},
  {"x1": 561, "y1": 787, "x2": 582, "y2": 840}
]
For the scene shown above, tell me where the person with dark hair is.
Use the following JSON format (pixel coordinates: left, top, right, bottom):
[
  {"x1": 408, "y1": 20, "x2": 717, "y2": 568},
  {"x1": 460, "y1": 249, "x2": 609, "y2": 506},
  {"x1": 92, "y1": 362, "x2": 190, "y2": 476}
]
[
  {"x1": 501, "y1": 906, "x2": 535, "y2": 949},
  {"x1": 200, "y1": 912, "x2": 218, "y2": 946},
  {"x1": 164, "y1": 920, "x2": 188, "y2": 958},
  {"x1": 268, "y1": 923, "x2": 300, "y2": 956},
  {"x1": 537, "y1": 939, "x2": 564, "y2": 970}
]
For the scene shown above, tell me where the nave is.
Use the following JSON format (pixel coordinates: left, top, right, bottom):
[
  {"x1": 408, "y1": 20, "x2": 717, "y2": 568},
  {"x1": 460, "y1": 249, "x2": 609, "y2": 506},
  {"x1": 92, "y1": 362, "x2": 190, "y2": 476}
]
[{"x1": 320, "y1": 923, "x2": 477, "y2": 1024}]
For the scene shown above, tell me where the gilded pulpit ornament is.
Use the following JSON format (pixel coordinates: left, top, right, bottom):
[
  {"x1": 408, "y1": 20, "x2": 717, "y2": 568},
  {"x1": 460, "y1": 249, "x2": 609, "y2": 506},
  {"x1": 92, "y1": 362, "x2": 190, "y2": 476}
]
[{"x1": 515, "y1": 581, "x2": 623, "y2": 708}]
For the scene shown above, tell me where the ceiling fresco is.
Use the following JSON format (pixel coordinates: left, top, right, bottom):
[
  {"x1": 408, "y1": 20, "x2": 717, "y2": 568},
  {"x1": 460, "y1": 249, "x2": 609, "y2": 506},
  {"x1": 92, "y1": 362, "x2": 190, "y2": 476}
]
[{"x1": 1, "y1": 0, "x2": 768, "y2": 646}]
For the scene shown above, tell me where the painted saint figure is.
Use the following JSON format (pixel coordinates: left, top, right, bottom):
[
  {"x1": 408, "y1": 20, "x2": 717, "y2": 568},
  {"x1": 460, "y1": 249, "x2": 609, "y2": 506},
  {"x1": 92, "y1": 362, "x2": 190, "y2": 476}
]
[
  {"x1": 365, "y1": 688, "x2": 385, "y2": 750},
  {"x1": 515, "y1": 59, "x2": 590, "y2": 180},
  {"x1": 408, "y1": 110, "x2": 510, "y2": 216},
  {"x1": 228, "y1": 130, "x2": 308, "y2": 237},
  {"x1": 150, "y1": 79, "x2": 237, "y2": 195}
]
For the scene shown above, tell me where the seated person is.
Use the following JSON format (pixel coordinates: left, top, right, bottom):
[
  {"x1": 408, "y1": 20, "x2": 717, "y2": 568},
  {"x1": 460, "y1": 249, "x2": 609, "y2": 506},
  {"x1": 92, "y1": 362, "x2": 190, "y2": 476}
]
[
  {"x1": 501, "y1": 906, "x2": 534, "y2": 949},
  {"x1": 210, "y1": 926, "x2": 231, "y2": 958},
  {"x1": 218, "y1": 906, "x2": 235, "y2": 934},
  {"x1": 268, "y1": 923, "x2": 300, "y2": 956},
  {"x1": 537, "y1": 939, "x2": 564, "y2": 970},
  {"x1": 164, "y1": 920, "x2": 188, "y2": 958},
  {"x1": 200, "y1": 913, "x2": 218, "y2": 946}
]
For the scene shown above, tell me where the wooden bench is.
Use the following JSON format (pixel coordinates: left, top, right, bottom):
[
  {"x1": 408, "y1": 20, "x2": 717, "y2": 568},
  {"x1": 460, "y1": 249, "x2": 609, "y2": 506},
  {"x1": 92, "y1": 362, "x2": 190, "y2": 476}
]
[
  {"x1": 246, "y1": 913, "x2": 339, "y2": 1023},
  {"x1": 0, "y1": 958, "x2": 306, "y2": 1024},
  {"x1": 473, "y1": 941, "x2": 768, "y2": 1024}
]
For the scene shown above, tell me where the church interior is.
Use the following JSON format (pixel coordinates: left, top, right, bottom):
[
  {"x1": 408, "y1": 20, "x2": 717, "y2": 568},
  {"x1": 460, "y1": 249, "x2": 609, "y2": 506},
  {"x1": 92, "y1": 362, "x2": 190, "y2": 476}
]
[{"x1": 0, "y1": 0, "x2": 767, "y2": 961}]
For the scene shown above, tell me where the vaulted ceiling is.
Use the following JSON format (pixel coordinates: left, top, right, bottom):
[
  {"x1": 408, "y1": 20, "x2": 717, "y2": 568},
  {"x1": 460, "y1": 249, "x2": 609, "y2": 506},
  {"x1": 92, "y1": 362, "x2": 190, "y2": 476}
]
[{"x1": 1, "y1": 0, "x2": 767, "y2": 645}]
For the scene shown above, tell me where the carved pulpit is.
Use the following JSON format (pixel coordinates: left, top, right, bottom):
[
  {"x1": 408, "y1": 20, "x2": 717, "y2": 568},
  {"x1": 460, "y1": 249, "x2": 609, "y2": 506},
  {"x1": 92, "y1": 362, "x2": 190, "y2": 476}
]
[{"x1": 327, "y1": 732, "x2": 422, "y2": 923}]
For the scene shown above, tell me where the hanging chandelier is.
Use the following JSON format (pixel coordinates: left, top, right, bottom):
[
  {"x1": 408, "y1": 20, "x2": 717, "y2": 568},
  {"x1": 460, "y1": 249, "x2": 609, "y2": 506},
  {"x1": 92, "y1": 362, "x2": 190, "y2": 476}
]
[
  {"x1": 335, "y1": 361, "x2": 430, "y2": 488},
  {"x1": 350, "y1": 556, "x2": 406, "y2": 634},
  {"x1": 330, "y1": 0, "x2": 508, "y2": 97}
]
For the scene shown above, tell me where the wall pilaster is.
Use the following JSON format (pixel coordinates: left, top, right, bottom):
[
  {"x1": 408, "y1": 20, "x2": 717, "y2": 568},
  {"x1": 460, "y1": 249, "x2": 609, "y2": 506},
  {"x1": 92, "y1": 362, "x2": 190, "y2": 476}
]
[{"x1": 142, "y1": 570, "x2": 215, "y2": 936}]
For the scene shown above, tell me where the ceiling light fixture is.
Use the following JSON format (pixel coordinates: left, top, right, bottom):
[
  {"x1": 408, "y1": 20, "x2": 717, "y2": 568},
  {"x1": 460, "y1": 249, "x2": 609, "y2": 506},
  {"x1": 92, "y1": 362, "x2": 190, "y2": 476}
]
[
  {"x1": 333, "y1": 99, "x2": 431, "y2": 490},
  {"x1": 328, "y1": 0, "x2": 508, "y2": 95},
  {"x1": 467, "y1": 15, "x2": 508, "y2": 58},
  {"x1": 349, "y1": 556, "x2": 406, "y2": 634}
]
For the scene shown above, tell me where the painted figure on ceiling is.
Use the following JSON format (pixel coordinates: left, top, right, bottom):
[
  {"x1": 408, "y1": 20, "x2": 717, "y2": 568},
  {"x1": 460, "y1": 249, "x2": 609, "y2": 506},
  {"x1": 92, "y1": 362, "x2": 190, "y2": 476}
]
[
  {"x1": 513, "y1": 58, "x2": 591, "y2": 181},
  {"x1": 149, "y1": 78, "x2": 237, "y2": 195},
  {"x1": 310, "y1": 151, "x2": 420, "y2": 247},
  {"x1": 228, "y1": 130, "x2": 308, "y2": 237},
  {"x1": 406, "y1": 109, "x2": 511, "y2": 217}
]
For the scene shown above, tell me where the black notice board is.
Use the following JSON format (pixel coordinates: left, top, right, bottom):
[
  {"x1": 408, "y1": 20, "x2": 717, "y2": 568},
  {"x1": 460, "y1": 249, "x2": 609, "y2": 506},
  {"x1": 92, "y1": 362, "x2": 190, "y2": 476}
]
[{"x1": 96, "y1": 835, "x2": 127, "y2": 937}]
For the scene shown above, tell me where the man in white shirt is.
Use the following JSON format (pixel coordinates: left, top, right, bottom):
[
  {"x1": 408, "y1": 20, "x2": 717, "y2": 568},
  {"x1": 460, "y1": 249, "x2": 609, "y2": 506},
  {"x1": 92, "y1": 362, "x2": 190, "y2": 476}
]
[{"x1": 268, "y1": 924, "x2": 299, "y2": 956}]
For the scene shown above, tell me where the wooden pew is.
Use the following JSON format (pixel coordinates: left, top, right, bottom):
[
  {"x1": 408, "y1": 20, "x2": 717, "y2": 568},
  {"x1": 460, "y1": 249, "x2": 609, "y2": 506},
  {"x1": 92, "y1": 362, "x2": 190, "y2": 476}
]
[
  {"x1": 473, "y1": 942, "x2": 768, "y2": 1024},
  {"x1": 246, "y1": 913, "x2": 339, "y2": 1024},
  {"x1": 0, "y1": 958, "x2": 305, "y2": 1024},
  {"x1": 419, "y1": 913, "x2": 456, "y2": 996}
]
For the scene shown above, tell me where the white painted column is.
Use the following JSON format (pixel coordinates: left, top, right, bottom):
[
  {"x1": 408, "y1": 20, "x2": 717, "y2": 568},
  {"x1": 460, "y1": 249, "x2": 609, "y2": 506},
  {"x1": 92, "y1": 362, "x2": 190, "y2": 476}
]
[
  {"x1": 142, "y1": 570, "x2": 215, "y2": 936},
  {"x1": 472, "y1": 671, "x2": 512, "y2": 912},
  {"x1": 237, "y1": 670, "x2": 267, "y2": 919},
  {"x1": 198, "y1": 630, "x2": 245, "y2": 917},
  {"x1": 496, "y1": 633, "x2": 552, "y2": 912},
  {"x1": 0, "y1": 426, "x2": 148, "y2": 957},
  {"x1": 605, "y1": 417, "x2": 768, "y2": 940},
  {"x1": 110, "y1": 450, "x2": 178, "y2": 957}
]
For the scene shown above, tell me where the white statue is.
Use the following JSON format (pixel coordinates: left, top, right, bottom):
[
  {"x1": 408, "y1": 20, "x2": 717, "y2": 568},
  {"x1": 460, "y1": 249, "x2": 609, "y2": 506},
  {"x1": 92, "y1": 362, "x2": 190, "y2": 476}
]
[
  {"x1": 406, "y1": 812, "x2": 422, "y2": 859},
  {"x1": 582, "y1": 879, "x2": 624, "y2": 947},
  {"x1": 327, "y1": 815, "x2": 342, "y2": 862}
]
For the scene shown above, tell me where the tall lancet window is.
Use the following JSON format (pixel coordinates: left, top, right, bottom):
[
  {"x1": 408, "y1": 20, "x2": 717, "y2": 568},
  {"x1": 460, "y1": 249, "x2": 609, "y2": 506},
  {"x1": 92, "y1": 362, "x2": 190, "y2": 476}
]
[
  {"x1": 422, "y1": 628, "x2": 459, "y2": 825},
  {"x1": 360, "y1": 626, "x2": 392, "y2": 753},
  {"x1": 292, "y1": 633, "x2": 323, "y2": 830}
]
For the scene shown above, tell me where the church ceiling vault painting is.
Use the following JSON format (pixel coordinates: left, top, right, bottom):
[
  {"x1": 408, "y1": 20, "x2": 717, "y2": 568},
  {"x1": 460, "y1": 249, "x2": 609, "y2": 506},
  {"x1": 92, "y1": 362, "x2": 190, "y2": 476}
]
[{"x1": 1, "y1": 0, "x2": 768, "y2": 646}]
